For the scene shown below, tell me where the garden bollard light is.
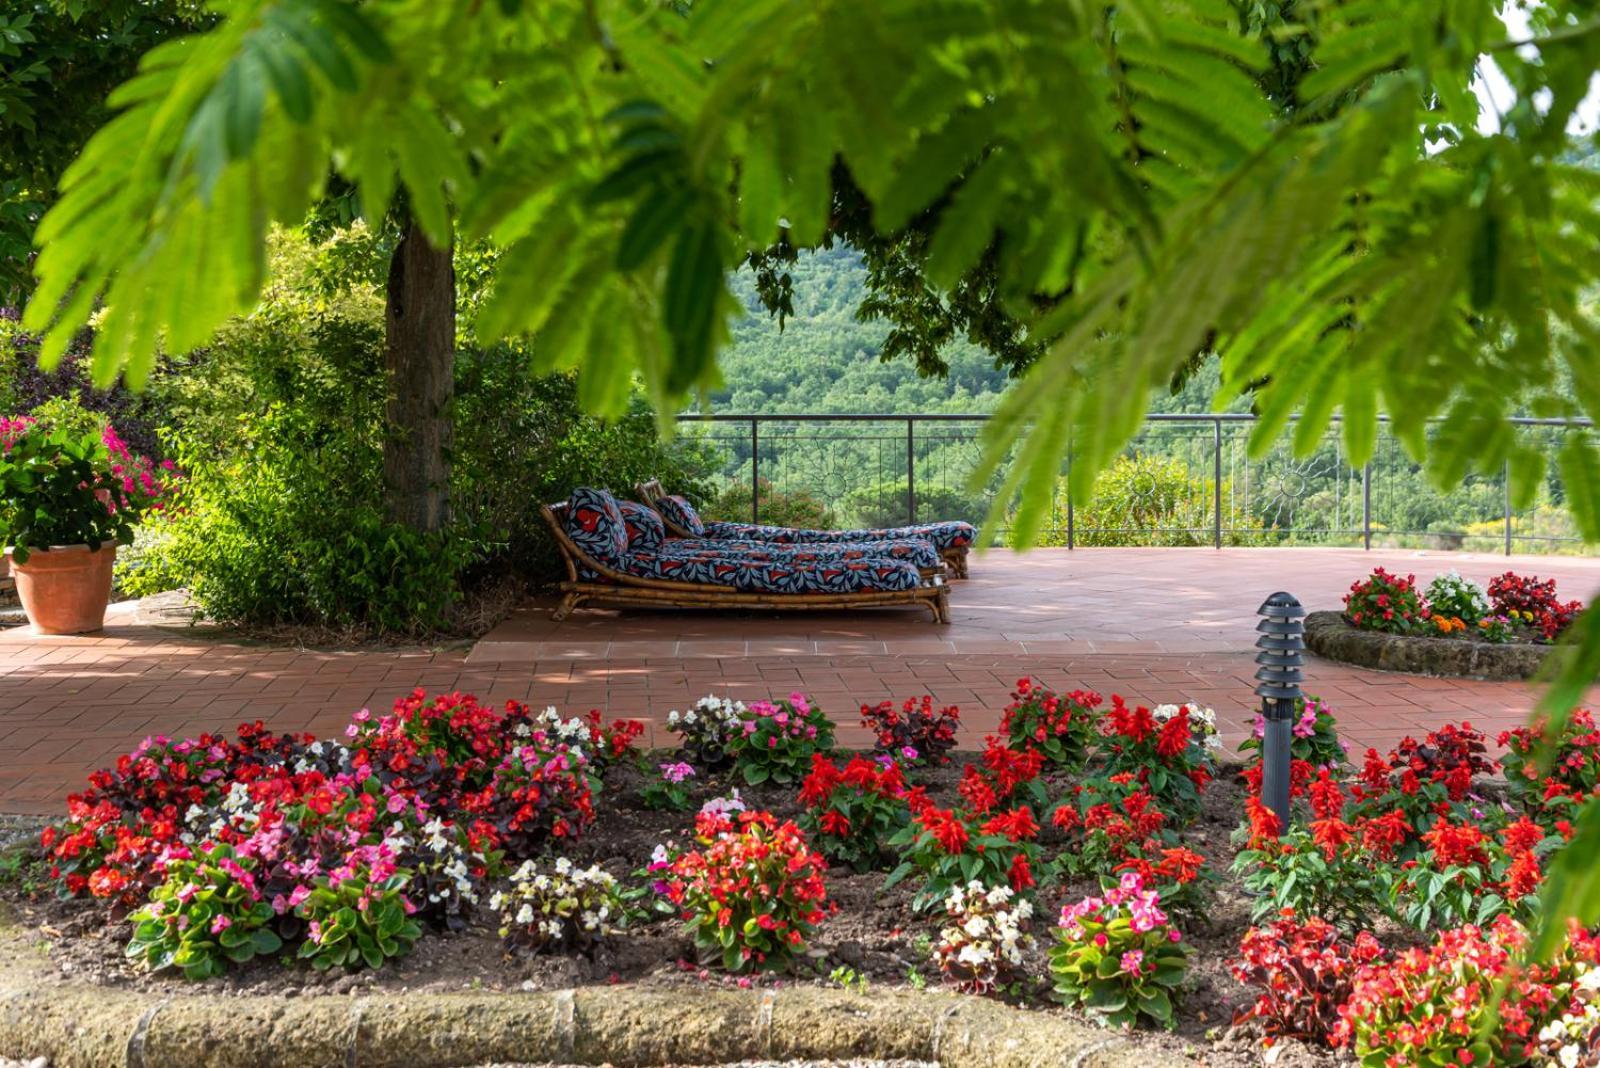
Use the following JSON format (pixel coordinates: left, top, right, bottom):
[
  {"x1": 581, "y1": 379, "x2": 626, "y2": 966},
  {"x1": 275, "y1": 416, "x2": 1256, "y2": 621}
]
[{"x1": 1254, "y1": 592, "x2": 1306, "y2": 837}]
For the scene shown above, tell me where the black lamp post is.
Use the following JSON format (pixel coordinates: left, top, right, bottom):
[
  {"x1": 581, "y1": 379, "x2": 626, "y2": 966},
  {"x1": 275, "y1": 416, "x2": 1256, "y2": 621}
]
[{"x1": 1254, "y1": 592, "x2": 1305, "y2": 836}]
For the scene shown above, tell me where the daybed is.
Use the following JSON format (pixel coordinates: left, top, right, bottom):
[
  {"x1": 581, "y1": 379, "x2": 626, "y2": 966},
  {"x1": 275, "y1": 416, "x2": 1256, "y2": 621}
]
[
  {"x1": 544, "y1": 489, "x2": 949, "y2": 623},
  {"x1": 635, "y1": 479, "x2": 976, "y2": 578},
  {"x1": 615, "y1": 499, "x2": 943, "y2": 577}
]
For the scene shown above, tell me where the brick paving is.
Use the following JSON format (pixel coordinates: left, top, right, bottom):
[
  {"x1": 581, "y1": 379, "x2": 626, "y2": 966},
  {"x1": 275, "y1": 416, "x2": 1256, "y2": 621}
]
[{"x1": 2, "y1": 547, "x2": 1598, "y2": 815}]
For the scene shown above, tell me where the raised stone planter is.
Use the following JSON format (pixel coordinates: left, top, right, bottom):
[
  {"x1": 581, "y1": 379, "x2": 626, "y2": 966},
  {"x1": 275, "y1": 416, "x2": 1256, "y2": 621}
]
[{"x1": 1304, "y1": 610, "x2": 1563, "y2": 680}]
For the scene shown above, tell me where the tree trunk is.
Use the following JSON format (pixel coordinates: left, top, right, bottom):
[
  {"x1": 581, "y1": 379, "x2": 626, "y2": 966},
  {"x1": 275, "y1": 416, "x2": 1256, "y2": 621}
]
[{"x1": 383, "y1": 215, "x2": 455, "y2": 534}]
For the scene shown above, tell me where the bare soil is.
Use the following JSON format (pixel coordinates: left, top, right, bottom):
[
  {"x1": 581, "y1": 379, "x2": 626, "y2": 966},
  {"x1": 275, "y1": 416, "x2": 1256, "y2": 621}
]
[{"x1": 0, "y1": 757, "x2": 1352, "y2": 1067}]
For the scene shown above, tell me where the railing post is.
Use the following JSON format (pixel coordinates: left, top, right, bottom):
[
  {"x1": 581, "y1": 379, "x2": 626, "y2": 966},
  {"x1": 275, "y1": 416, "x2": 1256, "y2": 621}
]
[
  {"x1": 906, "y1": 417, "x2": 916, "y2": 526},
  {"x1": 1362, "y1": 462, "x2": 1372, "y2": 551},
  {"x1": 1503, "y1": 459, "x2": 1512, "y2": 556},
  {"x1": 750, "y1": 419, "x2": 760, "y2": 525},
  {"x1": 1213, "y1": 417, "x2": 1223, "y2": 549},
  {"x1": 1066, "y1": 437, "x2": 1075, "y2": 550}
]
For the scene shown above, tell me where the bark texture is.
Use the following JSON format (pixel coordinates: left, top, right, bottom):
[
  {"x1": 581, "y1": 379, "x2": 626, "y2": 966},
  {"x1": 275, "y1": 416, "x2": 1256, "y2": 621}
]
[{"x1": 382, "y1": 216, "x2": 455, "y2": 534}]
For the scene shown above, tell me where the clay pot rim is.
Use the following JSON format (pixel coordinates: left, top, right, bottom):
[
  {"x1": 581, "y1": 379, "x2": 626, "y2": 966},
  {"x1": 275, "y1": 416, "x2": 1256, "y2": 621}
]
[{"x1": 4, "y1": 542, "x2": 118, "y2": 558}]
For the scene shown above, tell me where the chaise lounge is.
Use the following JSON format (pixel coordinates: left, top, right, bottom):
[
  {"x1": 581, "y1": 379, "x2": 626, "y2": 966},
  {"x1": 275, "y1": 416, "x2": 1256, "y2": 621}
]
[
  {"x1": 635, "y1": 479, "x2": 977, "y2": 578},
  {"x1": 543, "y1": 488, "x2": 949, "y2": 623},
  {"x1": 615, "y1": 499, "x2": 944, "y2": 578}
]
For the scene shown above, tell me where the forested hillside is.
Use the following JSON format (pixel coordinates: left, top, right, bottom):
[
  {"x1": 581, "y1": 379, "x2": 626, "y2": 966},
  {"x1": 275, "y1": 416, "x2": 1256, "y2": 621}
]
[
  {"x1": 691, "y1": 244, "x2": 1584, "y2": 553},
  {"x1": 712, "y1": 246, "x2": 1012, "y2": 414}
]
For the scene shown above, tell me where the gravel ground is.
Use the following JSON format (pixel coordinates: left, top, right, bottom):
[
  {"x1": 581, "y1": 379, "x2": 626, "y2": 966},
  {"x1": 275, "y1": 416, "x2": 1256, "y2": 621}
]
[{"x1": 0, "y1": 816, "x2": 46, "y2": 853}]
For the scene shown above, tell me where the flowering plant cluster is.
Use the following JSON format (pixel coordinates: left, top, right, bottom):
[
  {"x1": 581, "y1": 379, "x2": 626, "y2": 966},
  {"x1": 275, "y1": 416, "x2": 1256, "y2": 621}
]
[
  {"x1": 1230, "y1": 912, "x2": 1382, "y2": 1045},
  {"x1": 934, "y1": 880, "x2": 1035, "y2": 995},
  {"x1": 572, "y1": 709, "x2": 645, "y2": 771},
  {"x1": 1488, "y1": 571, "x2": 1583, "y2": 642},
  {"x1": 1233, "y1": 791, "x2": 1392, "y2": 932},
  {"x1": 1425, "y1": 570, "x2": 1490, "y2": 625},
  {"x1": 490, "y1": 857, "x2": 622, "y2": 956},
  {"x1": 1239, "y1": 694, "x2": 1347, "y2": 769},
  {"x1": 797, "y1": 753, "x2": 910, "y2": 872},
  {"x1": 1532, "y1": 969, "x2": 1600, "y2": 1067},
  {"x1": 1097, "y1": 697, "x2": 1218, "y2": 819},
  {"x1": 860, "y1": 695, "x2": 960, "y2": 767},
  {"x1": 125, "y1": 843, "x2": 282, "y2": 980},
  {"x1": 1344, "y1": 567, "x2": 1427, "y2": 633},
  {"x1": 1238, "y1": 722, "x2": 1564, "y2": 936},
  {"x1": 1049, "y1": 774, "x2": 1210, "y2": 918},
  {"x1": 461, "y1": 732, "x2": 595, "y2": 857},
  {"x1": 292, "y1": 843, "x2": 423, "y2": 972},
  {"x1": 667, "y1": 695, "x2": 747, "y2": 770},
  {"x1": 1049, "y1": 873, "x2": 1188, "y2": 1030},
  {"x1": 42, "y1": 690, "x2": 641, "y2": 979},
  {"x1": 103, "y1": 422, "x2": 180, "y2": 514},
  {"x1": 641, "y1": 761, "x2": 696, "y2": 811},
  {"x1": 660, "y1": 809, "x2": 830, "y2": 973},
  {"x1": 0, "y1": 416, "x2": 176, "y2": 560},
  {"x1": 887, "y1": 788, "x2": 1040, "y2": 915},
  {"x1": 725, "y1": 693, "x2": 835, "y2": 786},
  {"x1": 1000, "y1": 679, "x2": 1102, "y2": 770},
  {"x1": 1334, "y1": 917, "x2": 1600, "y2": 1065},
  {"x1": 1500, "y1": 708, "x2": 1600, "y2": 819},
  {"x1": 1388, "y1": 811, "x2": 1550, "y2": 932}
]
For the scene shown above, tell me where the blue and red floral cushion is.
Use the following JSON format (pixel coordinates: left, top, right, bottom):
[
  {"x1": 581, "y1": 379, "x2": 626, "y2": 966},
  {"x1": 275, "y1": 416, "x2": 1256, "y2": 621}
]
[
  {"x1": 617, "y1": 500, "x2": 665, "y2": 552},
  {"x1": 655, "y1": 494, "x2": 706, "y2": 536},
  {"x1": 700, "y1": 519, "x2": 976, "y2": 553},
  {"x1": 615, "y1": 545, "x2": 921, "y2": 593},
  {"x1": 674, "y1": 536, "x2": 940, "y2": 571},
  {"x1": 564, "y1": 487, "x2": 629, "y2": 566}
]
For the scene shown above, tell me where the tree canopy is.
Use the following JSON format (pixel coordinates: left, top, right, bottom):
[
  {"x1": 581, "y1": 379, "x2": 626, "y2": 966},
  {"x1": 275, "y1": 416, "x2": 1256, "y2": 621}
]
[{"x1": 0, "y1": 0, "x2": 207, "y2": 302}]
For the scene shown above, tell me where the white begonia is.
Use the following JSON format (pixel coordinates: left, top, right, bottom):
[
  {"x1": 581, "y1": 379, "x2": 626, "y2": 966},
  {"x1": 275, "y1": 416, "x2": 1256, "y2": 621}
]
[
  {"x1": 935, "y1": 880, "x2": 1036, "y2": 994},
  {"x1": 492, "y1": 858, "x2": 622, "y2": 953}
]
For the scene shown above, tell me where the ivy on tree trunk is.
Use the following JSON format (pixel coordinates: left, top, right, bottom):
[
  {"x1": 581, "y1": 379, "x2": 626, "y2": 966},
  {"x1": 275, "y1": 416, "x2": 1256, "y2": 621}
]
[{"x1": 382, "y1": 214, "x2": 455, "y2": 535}]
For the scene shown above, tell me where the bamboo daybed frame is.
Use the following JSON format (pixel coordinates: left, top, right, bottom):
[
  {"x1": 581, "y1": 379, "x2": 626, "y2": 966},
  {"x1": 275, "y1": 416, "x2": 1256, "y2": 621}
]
[
  {"x1": 542, "y1": 501, "x2": 950, "y2": 624},
  {"x1": 634, "y1": 479, "x2": 971, "y2": 579}
]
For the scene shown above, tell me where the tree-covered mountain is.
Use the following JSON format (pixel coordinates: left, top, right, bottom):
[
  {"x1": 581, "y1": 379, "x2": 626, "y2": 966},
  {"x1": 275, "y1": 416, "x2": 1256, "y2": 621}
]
[
  {"x1": 709, "y1": 245, "x2": 1011, "y2": 414},
  {"x1": 695, "y1": 243, "x2": 1585, "y2": 553}
]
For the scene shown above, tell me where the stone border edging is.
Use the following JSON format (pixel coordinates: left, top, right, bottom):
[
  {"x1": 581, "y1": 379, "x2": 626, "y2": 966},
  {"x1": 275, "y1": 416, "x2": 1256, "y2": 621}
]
[
  {"x1": 0, "y1": 975, "x2": 1189, "y2": 1068},
  {"x1": 1304, "y1": 610, "x2": 1561, "y2": 680}
]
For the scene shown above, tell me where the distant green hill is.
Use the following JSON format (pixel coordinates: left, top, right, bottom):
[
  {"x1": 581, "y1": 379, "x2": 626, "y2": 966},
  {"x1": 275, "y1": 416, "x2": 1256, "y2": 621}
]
[{"x1": 710, "y1": 245, "x2": 1011, "y2": 414}]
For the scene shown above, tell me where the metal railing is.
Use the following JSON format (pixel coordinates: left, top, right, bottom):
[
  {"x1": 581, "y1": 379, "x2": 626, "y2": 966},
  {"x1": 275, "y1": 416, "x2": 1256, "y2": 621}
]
[{"x1": 672, "y1": 413, "x2": 1594, "y2": 555}]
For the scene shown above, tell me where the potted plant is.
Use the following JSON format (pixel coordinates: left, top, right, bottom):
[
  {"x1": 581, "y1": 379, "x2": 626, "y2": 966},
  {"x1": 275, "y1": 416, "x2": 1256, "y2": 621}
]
[{"x1": 0, "y1": 417, "x2": 167, "y2": 634}]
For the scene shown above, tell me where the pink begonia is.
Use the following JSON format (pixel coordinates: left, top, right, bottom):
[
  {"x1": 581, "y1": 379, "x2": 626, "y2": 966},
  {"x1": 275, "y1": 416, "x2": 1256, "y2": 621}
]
[
  {"x1": 659, "y1": 762, "x2": 695, "y2": 784},
  {"x1": 210, "y1": 915, "x2": 231, "y2": 935},
  {"x1": 0, "y1": 415, "x2": 35, "y2": 453},
  {"x1": 1120, "y1": 950, "x2": 1145, "y2": 974}
]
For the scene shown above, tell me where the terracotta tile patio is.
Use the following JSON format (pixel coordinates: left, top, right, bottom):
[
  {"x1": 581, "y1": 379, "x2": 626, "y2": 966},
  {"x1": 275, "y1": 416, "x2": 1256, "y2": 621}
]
[{"x1": 2, "y1": 547, "x2": 1598, "y2": 815}]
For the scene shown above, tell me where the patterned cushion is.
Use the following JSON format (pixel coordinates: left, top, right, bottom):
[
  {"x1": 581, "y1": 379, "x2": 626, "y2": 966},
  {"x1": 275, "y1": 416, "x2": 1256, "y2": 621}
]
[
  {"x1": 565, "y1": 487, "x2": 628, "y2": 567},
  {"x1": 655, "y1": 494, "x2": 706, "y2": 536},
  {"x1": 700, "y1": 519, "x2": 977, "y2": 553},
  {"x1": 617, "y1": 545, "x2": 921, "y2": 593},
  {"x1": 617, "y1": 500, "x2": 665, "y2": 552},
  {"x1": 673, "y1": 536, "x2": 940, "y2": 571}
]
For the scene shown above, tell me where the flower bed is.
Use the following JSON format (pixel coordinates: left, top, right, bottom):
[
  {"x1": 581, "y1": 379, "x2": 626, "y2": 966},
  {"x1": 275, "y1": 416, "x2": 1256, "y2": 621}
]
[
  {"x1": 1310, "y1": 568, "x2": 1586, "y2": 678},
  {"x1": 4, "y1": 684, "x2": 1599, "y2": 1068}
]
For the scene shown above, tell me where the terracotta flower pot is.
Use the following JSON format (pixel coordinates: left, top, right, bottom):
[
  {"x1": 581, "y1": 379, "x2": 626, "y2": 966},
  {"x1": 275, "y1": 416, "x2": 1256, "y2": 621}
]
[{"x1": 8, "y1": 544, "x2": 116, "y2": 635}]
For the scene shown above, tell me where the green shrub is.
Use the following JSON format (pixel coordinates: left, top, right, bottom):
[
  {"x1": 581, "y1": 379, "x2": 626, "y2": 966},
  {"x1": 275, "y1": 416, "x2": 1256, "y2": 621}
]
[
  {"x1": 841, "y1": 482, "x2": 983, "y2": 531},
  {"x1": 1040, "y1": 453, "x2": 1261, "y2": 547},
  {"x1": 701, "y1": 476, "x2": 833, "y2": 528},
  {"x1": 128, "y1": 223, "x2": 706, "y2": 634},
  {"x1": 127, "y1": 405, "x2": 476, "y2": 635}
]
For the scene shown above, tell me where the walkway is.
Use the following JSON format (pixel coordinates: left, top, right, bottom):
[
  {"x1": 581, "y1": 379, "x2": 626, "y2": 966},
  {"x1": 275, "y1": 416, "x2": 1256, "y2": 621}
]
[{"x1": 2, "y1": 548, "x2": 1597, "y2": 814}]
